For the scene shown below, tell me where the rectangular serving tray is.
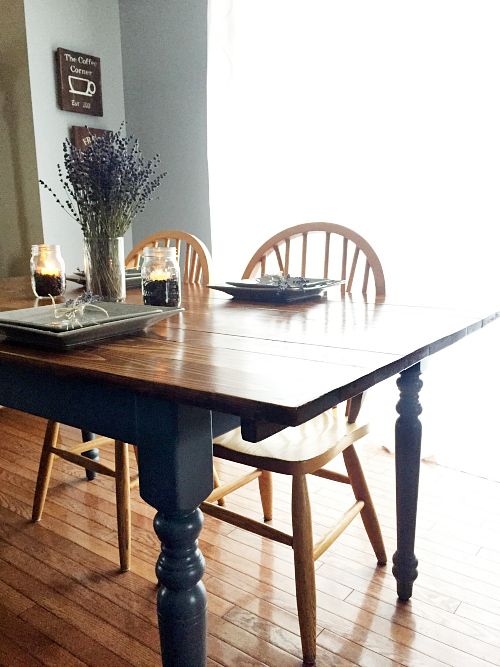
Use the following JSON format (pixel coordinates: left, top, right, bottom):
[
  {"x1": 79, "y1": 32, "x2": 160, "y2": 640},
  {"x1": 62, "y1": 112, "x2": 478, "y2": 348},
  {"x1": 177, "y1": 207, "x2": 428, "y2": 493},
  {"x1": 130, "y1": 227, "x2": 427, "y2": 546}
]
[{"x1": 0, "y1": 303, "x2": 183, "y2": 350}]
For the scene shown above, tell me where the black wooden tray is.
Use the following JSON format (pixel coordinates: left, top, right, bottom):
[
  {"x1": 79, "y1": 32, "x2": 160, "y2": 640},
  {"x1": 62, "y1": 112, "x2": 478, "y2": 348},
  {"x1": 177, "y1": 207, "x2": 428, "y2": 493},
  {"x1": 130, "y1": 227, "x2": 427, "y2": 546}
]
[
  {"x1": 208, "y1": 278, "x2": 343, "y2": 303},
  {"x1": 0, "y1": 303, "x2": 182, "y2": 350}
]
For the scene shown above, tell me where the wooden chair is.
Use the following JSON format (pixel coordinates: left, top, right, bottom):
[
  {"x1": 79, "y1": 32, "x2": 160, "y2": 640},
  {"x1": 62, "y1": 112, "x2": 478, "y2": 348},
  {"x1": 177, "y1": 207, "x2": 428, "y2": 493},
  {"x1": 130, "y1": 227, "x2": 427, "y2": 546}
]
[
  {"x1": 125, "y1": 229, "x2": 213, "y2": 283},
  {"x1": 243, "y1": 222, "x2": 385, "y2": 421},
  {"x1": 126, "y1": 228, "x2": 227, "y2": 494},
  {"x1": 242, "y1": 221, "x2": 385, "y2": 297},
  {"x1": 32, "y1": 423, "x2": 135, "y2": 572},
  {"x1": 202, "y1": 223, "x2": 387, "y2": 666},
  {"x1": 32, "y1": 230, "x2": 216, "y2": 573}
]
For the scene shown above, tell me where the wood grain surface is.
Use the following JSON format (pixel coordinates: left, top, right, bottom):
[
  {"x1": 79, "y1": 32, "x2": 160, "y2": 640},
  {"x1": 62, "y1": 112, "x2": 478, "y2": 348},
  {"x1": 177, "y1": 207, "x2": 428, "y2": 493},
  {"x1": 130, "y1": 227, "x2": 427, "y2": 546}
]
[{"x1": 0, "y1": 277, "x2": 498, "y2": 429}]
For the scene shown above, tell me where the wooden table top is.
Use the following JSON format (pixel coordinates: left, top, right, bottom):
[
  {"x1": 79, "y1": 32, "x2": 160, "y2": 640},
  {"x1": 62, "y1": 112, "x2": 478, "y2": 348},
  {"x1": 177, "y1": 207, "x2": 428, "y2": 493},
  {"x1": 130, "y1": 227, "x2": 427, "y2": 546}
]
[{"x1": 0, "y1": 276, "x2": 498, "y2": 428}]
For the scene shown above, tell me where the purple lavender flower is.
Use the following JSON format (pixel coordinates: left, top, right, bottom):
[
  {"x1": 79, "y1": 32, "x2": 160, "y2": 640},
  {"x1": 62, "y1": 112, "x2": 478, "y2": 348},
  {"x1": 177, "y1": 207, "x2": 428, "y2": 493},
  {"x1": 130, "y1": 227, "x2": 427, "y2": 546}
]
[{"x1": 39, "y1": 124, "x2": 167, "y2": 238}]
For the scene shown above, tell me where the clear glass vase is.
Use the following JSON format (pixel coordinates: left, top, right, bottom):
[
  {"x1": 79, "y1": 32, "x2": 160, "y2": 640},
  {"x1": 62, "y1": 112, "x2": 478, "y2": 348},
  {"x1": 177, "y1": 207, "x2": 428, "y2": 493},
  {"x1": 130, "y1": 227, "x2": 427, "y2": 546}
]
[{"x1": 83, "y1": 237, "x2": 126, "y2": 301}]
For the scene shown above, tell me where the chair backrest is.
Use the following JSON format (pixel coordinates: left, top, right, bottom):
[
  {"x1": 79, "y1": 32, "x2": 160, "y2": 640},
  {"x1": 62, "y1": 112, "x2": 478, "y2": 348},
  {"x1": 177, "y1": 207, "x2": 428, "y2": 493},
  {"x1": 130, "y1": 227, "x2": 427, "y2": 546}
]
[
  {"x1": 242, "y1": 222, "x2": 385, "y2": 297},
  {"x1": 125, "y1": 230, "x2": 213, "y2": 284}
]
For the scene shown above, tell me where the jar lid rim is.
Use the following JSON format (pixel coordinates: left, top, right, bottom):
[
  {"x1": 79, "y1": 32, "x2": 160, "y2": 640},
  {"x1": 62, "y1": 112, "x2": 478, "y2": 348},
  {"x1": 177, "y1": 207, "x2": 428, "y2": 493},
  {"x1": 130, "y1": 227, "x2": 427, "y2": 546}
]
[
  {"x1": 143, "y1": 246, "x2": 176, "y2": 256},
  {"x1": 31, "y1": 244, "x2": 61, "y2": 252}
]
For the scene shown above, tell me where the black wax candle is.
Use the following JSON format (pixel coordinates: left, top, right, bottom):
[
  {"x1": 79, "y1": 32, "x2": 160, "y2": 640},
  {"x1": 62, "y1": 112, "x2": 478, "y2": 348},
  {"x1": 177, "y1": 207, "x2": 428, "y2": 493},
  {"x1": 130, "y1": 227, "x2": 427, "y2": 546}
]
[{"x1": 34, "y1": 272, "x2": 63, "y2": 297}]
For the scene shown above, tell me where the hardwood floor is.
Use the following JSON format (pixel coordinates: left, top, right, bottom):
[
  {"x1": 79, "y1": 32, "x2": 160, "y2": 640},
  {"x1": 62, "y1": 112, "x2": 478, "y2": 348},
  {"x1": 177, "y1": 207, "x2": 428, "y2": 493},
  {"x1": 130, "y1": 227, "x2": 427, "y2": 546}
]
[{"x1": 0, "y1": 407, "x2": 499, "y2": 666}]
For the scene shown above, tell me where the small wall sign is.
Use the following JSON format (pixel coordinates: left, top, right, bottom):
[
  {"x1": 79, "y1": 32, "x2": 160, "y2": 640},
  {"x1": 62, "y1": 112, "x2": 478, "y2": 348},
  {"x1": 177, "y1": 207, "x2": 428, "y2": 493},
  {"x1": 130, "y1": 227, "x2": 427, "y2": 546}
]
[
  {"x1": 70, "y1": 126, "x2": 110, "y2": 150},
  {"x1": 56, "y1": 47, "x2": 103, "y2": 116}
]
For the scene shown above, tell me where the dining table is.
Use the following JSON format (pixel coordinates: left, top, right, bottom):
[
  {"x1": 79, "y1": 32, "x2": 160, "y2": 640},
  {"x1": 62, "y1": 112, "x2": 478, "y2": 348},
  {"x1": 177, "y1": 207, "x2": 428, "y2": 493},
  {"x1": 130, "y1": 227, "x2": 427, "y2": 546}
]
[{"x1": 0, "y1": 275, "x2": 498, "y2": 667}]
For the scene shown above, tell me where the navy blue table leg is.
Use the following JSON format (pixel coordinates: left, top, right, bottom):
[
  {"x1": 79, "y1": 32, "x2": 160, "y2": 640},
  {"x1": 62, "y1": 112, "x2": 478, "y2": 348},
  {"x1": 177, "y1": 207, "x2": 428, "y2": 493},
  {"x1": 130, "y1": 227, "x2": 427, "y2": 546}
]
[
  {"x1": 0, "y1": 362, "x2": 214, "y2": 664},
  {"x1": 154, "y1": 509, "x2": 206, "y2": 664},
  {"x1": 80, "y1": 430, "x2": 99, "y2": 481},
  {"x1": 135, "y1": 400, "x2": 214, "y2": 667},
  {"x1": 392, "y1": 362, "x2": 423, "y2": 600}
]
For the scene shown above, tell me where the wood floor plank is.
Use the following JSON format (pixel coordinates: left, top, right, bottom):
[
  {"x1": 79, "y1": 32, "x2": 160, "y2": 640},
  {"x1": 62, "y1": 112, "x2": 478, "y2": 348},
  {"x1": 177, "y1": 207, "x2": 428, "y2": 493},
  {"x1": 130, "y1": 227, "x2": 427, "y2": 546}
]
[
  {"x1": 207, "y1": 634, "x2": 271, "y2": 667},
  {"x1": 222, "y1": 606, "x2": 360, "y2": 666},
  {"x1": 208, "y1": 611, "x2": 304, "y2": 667},
  {"x1": 344, "y1": 590, "x2": 500, "y2": 665},
  {"x1": 21, "y1": 604, "x2": 148, "y2": 667},
  {"x1": 0, "y1": 407, "x2": 499, "y2": 667},
  {"x1": 0, "y1": 549, "x2": 161, "y2": 667},
  {"x1": 0, "y1": 602, "x2": 88, "y2": 667},
  {"x1": 455, "y1": 602, "x2": 500, "y2": 632},
  {"x1": 0, "y1": 629, "x2": 46, "y2": 667}
]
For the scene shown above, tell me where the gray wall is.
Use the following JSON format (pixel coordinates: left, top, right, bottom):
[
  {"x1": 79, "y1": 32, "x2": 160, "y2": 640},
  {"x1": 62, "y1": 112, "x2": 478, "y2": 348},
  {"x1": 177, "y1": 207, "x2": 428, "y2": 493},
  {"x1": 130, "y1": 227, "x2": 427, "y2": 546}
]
[
  {"x1": 24, "y1": 0, "x2": 128, "y2": 274},
  {"x1": 0, "y1": 0, "x2": 43, "y2": 278},
  {"x1": 119, "y1": 0, "x2": 211, "y2": 251}
]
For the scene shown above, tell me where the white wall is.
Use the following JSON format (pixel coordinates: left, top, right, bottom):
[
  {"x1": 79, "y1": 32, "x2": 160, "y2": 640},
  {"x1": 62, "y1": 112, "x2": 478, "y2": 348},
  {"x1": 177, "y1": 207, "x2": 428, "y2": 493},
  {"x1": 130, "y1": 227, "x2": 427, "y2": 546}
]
[
  {"x1": 24, "y1": 0, "x2": 128, "y2": 273},
  {"x1": 208, "y1": 2, "x2": 500, "y2": 297},
  {"x1": 119, "y1": 0, "x2": 211, "y2": 251}
]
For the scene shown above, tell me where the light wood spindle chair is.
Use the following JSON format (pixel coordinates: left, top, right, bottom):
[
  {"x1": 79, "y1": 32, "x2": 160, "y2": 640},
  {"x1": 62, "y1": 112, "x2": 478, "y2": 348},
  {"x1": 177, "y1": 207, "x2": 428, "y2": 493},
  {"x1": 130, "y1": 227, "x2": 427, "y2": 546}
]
[
  {"x1": 32, "y1": 230, "x2": 218, "y2": 573},
  {"x1": 126, "y1": 229, "x2": 226, "y2": 495},
  {"x1": 243, "y1": 222, "x2": 385, "y2": 420},
  {"x1": 125, "y1": 229, "x2": 213, "y2": 283},
  {"x1": 32, "y1": 423, "x2": 135, "y2": 572},
  {"x1": 202, "y1": 223, "x2": 387, "y2": 666}
]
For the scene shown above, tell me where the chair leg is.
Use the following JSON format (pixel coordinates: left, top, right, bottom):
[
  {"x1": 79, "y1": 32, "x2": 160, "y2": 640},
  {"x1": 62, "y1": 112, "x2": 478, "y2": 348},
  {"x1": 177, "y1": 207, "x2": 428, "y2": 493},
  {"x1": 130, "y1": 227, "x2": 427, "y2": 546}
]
[
  {"x1": 213, "y1": 465, "x2": 226, "y2": 506},
  {"x1": 343, "y1": 445, "x2": 387, "y2": 565},
  {"x1": 32, "y1": 420, "x2": 60, "y2": 522},
  {"x1": 346, "y1": 392, "x2": 365, "y2": 423},
  {"x1": 291, "y1": 475, "x2": 316, "y2": 666},
  {"x1": 115, "y1": 440, "x2": 132, "y2": 572},
  {"x1": 258, "y1": 470, "x2": 273, "y2": 522}
]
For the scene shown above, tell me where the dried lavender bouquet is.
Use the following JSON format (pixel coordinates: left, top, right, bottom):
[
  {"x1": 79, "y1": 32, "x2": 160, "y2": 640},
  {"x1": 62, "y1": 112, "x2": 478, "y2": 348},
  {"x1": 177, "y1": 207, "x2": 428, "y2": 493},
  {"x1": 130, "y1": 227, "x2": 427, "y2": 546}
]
[{"x1": 40, "y1": 125, "x2": 166, "y2": 299}]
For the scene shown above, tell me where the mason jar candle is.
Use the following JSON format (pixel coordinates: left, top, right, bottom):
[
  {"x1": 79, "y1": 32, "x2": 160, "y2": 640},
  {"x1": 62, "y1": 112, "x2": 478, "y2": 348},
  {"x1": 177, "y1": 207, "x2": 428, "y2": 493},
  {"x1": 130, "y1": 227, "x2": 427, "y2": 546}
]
[
  {"x1": 30, "y1": 244, "x2": 66, "y2": 298},
  {"x1": 141, "y1": 246, "x2": 181, "y2": 307}
]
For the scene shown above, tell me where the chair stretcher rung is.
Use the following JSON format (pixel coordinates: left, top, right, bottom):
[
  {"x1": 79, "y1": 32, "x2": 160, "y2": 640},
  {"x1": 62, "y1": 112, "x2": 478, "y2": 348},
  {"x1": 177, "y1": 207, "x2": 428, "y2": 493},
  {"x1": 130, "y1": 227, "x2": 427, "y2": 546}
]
[
  {"x1": 312, "y1": 500, "x2": 364, "y2": 560},
  {"x1": 49, "y1": 447, "x2": 116, "y2": 477},
  {"x1": 201, "y1": 501, "x2": 293, "y2": 547},
  {"x1": 129, "y1": 476, "x2": 140, "y2": 490},
  {"x1": 311, "y1": 469, "x2": 350, "y2": 484},
  {"x1": 205, "y1": 469, "x2": 261, "y2": 503}
]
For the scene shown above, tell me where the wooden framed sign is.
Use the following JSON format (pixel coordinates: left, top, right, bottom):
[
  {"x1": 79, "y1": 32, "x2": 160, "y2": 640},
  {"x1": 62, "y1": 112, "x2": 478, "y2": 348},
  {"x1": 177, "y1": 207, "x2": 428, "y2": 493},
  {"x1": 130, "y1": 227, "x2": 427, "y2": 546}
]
[
  {"x1": 56, "y1": 47, "x2": 103, "y2": 116},
  {"x1": 70, "y1": 126, "x2": 110, "y2": 150}
]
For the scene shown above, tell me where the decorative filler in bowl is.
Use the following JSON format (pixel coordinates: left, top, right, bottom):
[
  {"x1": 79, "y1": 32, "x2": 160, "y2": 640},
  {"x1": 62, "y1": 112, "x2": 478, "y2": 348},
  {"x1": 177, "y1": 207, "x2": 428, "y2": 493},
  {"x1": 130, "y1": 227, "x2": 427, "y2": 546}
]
[
  {"x1": 39, "y1": 124, "x2": 167, "y2": 301},
  {"x1": 256, "y1": 273, "x2": 308, "y2": 290}
]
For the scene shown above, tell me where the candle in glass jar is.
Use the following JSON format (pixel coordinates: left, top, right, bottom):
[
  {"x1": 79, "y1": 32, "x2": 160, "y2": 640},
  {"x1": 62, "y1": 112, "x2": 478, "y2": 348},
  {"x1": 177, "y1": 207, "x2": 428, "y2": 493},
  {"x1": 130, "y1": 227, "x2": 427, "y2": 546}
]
[
  {"x1": 32, "y1": 256, "x2": 65, "y2": 297},
  {"x1": 141, "y1": 246, "x2": 181, "y2": 308}
]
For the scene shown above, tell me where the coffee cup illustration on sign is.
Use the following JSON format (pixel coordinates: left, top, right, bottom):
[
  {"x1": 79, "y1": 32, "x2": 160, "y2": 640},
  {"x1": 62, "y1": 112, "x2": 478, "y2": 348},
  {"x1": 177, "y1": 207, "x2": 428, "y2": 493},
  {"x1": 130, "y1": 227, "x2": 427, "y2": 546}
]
[{"x1": 68, "y1": 76, "x2": 96, "y2": 97}]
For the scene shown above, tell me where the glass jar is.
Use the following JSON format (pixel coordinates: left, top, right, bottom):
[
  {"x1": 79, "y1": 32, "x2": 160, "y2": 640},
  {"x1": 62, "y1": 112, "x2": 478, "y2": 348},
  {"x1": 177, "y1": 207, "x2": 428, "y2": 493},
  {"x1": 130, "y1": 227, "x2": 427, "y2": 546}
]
[
  {"x1": 30, "y1": 244, "x2": 66, "y2": 297},
  {"x1": 141, "y1": 246, "x2": 181, "y2": 307}
]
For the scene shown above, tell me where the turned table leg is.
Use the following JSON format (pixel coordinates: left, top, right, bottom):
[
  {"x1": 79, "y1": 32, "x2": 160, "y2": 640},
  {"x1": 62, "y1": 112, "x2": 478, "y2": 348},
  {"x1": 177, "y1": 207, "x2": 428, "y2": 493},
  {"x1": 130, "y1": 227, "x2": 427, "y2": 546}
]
[
  {"x1": 136, "y1": 400, "x2": 214, "y2": 666},
  {"x1": 154, "y1": 509, "x2": 207, "y2": 665},
  {"x1": 392, "y1": 362, "x2": 423, "y2": 600}
]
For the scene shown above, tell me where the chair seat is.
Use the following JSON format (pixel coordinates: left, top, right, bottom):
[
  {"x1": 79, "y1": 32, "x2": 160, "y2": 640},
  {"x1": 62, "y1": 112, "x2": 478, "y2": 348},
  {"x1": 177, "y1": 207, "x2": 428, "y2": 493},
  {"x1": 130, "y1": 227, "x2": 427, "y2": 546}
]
[{"x1": 213, "y1": 408, "x2": 370, "y2": 475}]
